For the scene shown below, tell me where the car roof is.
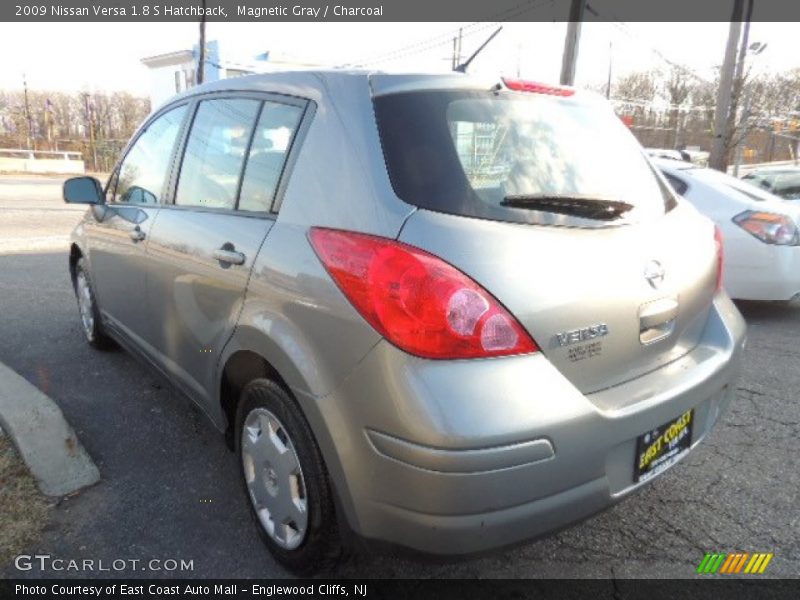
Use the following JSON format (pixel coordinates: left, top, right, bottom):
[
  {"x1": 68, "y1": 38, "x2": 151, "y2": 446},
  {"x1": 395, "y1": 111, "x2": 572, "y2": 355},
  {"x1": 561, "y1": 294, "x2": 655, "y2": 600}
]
[
  {"x1": 168, "y1": 69, "x2": 495, "y2": 98},
  {"x1": 163, "y1": 69, "x2": 370, "y2": 107},
  {"x1": 159, "y1": 69, "x2": 591, "y2": 113}
]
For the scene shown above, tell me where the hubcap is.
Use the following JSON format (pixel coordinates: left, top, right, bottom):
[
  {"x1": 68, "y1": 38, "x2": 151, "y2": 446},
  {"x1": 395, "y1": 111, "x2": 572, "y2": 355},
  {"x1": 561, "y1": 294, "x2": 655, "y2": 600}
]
[
  {"x1": 241, "y1": 408, "x2": 308, "y2": 549},
  {"x1": 76, "y1": 271, "x2": 95, "y2": 340}
]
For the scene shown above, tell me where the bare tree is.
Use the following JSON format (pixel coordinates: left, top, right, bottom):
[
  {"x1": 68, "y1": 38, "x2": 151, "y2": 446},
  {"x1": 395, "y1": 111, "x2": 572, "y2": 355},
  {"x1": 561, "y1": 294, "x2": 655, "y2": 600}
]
[
  {"x1": 613, "y1": 70, "x2": 660, "y2": 129},
  {"x1": 614, "y1": 71, "x2": 658, "y2": 104},
  {"x1": 687, "y1": 79, "x2": 717, "y2": 130},
  {"x1": 0, "y1": 88, "x2": 150, "y2": 168},
  {"x1": 666, "y1": 68, "x2": 691, "y2": 148}
]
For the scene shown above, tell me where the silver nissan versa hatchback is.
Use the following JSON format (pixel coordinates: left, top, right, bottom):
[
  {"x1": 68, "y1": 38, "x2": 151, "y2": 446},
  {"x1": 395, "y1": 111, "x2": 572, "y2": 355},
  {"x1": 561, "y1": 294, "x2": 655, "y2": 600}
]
[{"x1": 63, "y1": 70, "x2": 746, "y2": 573}]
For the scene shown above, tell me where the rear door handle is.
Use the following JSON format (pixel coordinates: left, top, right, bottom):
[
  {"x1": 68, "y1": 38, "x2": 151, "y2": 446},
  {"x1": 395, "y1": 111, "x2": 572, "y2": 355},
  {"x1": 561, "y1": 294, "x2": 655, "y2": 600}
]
[
  {"x1": 639, "y1": 297, "x2": 679, "y2": 345},
  {"x1": 213, "y1": 247, "x2": 246, "y2": 266},
  {"x1": 129, "y1": 226, "x2": 146, "y2": 242},
  {"x1": 640, "y1": 298, "x2": 678, "y2": 330}
]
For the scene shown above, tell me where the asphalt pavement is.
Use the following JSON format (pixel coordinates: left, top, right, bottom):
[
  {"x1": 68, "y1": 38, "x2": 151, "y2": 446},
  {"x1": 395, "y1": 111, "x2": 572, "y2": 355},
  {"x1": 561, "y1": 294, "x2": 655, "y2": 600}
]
[{"x1": 0, "y1": 174, "x2": 797, "y2": 579}]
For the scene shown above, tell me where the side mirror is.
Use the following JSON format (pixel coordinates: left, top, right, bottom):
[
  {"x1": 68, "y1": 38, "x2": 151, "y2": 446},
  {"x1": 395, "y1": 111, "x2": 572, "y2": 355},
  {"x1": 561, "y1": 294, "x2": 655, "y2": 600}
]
[{"x1": 63, "y1": 176, "x2": 103, "y2": 205}]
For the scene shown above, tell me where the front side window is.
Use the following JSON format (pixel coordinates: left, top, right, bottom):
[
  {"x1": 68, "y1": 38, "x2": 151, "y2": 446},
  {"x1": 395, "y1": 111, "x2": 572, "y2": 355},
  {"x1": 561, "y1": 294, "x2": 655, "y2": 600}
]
[
  {"x1": 175, "y1": 98, "x2": 261, "y2": 210},
  {"x1": 238, "y1": 101, "x2": 303, "y2": 212},
  {"x1": 114, "y1": 105, "x2": 187, "y2": 204}
]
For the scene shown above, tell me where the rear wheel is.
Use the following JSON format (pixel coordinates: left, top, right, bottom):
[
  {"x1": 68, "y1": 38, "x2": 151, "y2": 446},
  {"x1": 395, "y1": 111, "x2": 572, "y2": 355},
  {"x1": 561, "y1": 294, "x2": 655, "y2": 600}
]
[
  {"x1": 236, "y1": 379, "x2": 341, "y2": 574},
  {"x1": 74, "y1": 258, "x2": 114, "y2": 350}
]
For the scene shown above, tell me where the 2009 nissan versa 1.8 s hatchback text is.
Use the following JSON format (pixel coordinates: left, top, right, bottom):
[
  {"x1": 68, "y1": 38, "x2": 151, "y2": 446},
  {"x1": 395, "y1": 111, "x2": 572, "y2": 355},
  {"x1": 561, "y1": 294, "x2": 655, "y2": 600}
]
[{"x1": 63, "y1": 71, "x2": 746, "y2": 574}]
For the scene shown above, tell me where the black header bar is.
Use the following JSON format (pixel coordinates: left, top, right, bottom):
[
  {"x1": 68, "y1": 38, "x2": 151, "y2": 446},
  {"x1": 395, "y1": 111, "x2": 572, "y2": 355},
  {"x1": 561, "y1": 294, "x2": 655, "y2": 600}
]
[{"x1": 4, "y1": 0, "x2": 800, "y2": 22}]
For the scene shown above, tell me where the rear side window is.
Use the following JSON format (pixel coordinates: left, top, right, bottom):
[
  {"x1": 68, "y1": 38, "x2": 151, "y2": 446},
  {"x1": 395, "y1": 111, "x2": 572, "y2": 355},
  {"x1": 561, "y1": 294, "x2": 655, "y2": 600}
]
[
  {"x1": 374, "y1": 90, "x2": 677, "y2": 227},
  {"x1": 663, "y1": 172, "x2": 689, "y2": 195},
  {"x1": 774, "y1": 174, "x2": 800, "y2": 199},
  {"x1": 113, "y1": 105, "x2": 187, "y2": 204},
  {"x1": 175, "y1": 98, "x2": 260, "y2": 210},
  {"x1": 744, "y1": 173, "x2": 774, "y2": 190},
  {"x1": 238, "y1": 102, "x2": 303, "y2": 212}
]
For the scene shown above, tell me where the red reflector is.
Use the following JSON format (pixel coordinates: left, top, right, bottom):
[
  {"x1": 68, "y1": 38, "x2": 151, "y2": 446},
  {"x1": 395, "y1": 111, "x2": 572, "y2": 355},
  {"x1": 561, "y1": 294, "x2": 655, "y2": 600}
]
[
  {"x1": 309, "y1": 228, "x2": 539, "y2": 360},
  {"x1": 502, "y1": 77, "x2": 575, "y2": 96},
  {"x1": 714, "y1": 225, "x2": 724, "y2": 293}
]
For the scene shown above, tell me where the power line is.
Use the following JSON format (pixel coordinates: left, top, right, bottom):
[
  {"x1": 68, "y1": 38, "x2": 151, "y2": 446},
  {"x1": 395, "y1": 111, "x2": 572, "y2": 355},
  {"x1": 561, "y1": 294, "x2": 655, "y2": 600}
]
[
  {"x1": 345, "y1": 0, "x2": 554, "y2": 68},
  {"x1": 588, "y1": 2, "x2": 714, "y2": 86},
  {"x1": 344, "y1": 22, "x2": 498, "y2": 68}
]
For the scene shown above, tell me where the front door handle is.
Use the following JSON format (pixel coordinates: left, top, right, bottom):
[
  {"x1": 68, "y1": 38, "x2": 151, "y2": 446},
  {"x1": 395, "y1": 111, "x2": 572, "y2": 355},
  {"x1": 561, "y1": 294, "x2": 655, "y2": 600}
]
[
  {"x1": 213, "y1": 247, "x2": 246, "y2": 266},
  {"x1": 129, "y1": 226, "x2": 146, "y2": 242}
]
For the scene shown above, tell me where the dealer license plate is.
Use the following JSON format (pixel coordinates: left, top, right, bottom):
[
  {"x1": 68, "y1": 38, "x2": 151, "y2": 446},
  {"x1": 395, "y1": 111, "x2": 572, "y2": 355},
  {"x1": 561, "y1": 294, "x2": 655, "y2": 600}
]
[{"x1": 634, "y1": 409, "x2": 694, "y2": 483}]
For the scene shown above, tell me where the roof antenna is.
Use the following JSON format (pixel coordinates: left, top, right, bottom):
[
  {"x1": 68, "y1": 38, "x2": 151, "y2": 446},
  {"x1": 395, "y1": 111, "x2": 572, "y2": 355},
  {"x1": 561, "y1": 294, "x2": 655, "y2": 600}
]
[{"x1": 454, "y1": 26, "x2": 503, "y2": 73}]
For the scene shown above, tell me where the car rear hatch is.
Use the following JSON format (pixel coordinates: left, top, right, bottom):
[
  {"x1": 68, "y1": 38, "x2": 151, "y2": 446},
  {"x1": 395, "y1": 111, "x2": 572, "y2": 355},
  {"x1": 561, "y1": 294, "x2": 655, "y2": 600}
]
[{"x1": 372, "y1": 76, "x2": 719, "y2": 395}]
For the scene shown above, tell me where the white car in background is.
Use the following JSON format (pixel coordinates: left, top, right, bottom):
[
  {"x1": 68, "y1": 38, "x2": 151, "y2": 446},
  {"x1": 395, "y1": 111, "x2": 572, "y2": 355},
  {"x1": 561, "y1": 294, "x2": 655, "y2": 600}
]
[
  {"x1": 646, "y1": 148, "x2": 709, "y2": 167},
  {"x1": 656, "y1": 158, "x2": 800, "y2": 302},
  {"x1": 741, "y1": 166, "x2": 800, "y2": 200}
]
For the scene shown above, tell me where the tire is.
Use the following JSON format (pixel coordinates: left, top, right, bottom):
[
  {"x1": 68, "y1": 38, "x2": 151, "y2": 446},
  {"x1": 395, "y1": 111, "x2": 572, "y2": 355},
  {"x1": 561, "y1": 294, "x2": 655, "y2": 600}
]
[
  {"x1": 73, "y1": 257, "x2": 114, "y2": 350},
  {"x1": 236, "y1": 378, "x2": 341, "y2": 575}
]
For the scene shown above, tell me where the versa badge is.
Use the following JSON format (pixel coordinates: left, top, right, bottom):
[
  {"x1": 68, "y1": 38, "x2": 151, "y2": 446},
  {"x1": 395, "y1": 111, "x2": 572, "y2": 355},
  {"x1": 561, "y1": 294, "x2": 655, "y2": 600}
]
[{"x1": 555, "y1": 323, "x2": 609, "y2": 347}]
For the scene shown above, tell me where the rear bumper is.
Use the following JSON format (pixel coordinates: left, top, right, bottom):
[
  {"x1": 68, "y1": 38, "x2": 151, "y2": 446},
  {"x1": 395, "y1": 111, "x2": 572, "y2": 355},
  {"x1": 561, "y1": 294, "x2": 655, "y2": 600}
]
[
  {"x1": 297, "y1": 294, "x2": 746, "y2": 555},
  {"x1": 724, "y1": 234, "x2": 800, "y2": 301}
]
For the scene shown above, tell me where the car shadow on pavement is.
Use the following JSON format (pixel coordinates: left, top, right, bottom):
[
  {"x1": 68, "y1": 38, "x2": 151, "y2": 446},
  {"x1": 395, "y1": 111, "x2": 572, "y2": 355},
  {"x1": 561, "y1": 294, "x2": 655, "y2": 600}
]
[{"x1": 735, "y1": 299, "x2": 799, "y2": 322}]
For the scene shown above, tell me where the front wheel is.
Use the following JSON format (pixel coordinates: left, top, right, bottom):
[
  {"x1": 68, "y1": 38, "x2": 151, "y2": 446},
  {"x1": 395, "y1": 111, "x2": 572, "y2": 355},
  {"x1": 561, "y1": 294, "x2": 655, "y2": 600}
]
[
  {"x1": 236, "y1": 379, "x2": 341, "y2": 574},
  {"x1": 74, "y1": 258, "x2": 114, "y2": 350}
]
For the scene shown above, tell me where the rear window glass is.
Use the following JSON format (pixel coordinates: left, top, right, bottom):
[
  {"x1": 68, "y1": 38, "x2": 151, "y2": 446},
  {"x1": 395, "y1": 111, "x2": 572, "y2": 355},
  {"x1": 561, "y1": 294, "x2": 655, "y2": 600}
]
[{"x1": 373, "y1": 90, "x2": 676, "y2": 227}]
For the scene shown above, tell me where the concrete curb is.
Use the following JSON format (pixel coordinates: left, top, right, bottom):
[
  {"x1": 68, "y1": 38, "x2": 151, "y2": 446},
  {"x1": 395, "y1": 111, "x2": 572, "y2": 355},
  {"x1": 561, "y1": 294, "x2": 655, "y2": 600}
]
[{"x1": 0, "y1": 362, "x2": 100, "y2": 496}]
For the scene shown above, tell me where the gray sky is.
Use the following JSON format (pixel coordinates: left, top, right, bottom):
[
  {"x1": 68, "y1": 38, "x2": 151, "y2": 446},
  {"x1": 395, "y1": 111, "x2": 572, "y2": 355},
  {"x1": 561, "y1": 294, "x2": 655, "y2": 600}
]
[{"x1": 1, "y1": 21, "x2": 797, "y2": 94}]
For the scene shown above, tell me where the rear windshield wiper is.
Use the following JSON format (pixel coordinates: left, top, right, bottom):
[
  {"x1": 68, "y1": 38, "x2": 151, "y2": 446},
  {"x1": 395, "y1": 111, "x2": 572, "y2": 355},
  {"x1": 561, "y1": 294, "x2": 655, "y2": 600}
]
[{"x1": 501, "y1": 194, "x2": 634, "y2": 221}]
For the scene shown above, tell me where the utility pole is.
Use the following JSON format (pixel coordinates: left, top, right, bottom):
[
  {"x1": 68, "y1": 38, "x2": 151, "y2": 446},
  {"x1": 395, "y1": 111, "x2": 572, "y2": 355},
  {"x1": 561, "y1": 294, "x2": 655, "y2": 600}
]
[
  {"x1": 709, "y1": 0, "x2": 745, "y2": 171},
  {"x1": 22, "y1": 73, "x2": 33, "y2": 150},
  {"x1": 732, "y1": 0, "x2": 758, "y2": 176},
  {"x1": 451, "y1": 28, "x2": 463, "y2": 71},
  {"x1": 197, "y1": 0, "x2": 207, "y2": 85},
  {"x1": 457, "y1": 27, "x2": 462, "y2": 69},
  {"x1": 733, "y1": 92, "x2": 752, "y2": 176},
  {"x1": 560, "y1": 0, "x2": 585, "y2": 86},
  {"x1": 733, "y1": 0, "x2": 753, "y2": 87},
  {"x1": 82, "y1": 92, "x2": 97, "y2": 171}
]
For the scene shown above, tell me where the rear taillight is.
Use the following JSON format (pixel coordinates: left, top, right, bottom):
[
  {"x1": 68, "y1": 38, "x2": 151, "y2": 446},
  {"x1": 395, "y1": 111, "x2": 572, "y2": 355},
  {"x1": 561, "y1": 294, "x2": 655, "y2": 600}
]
[
  {"x1": 714, "y1": 225, "x2": 724, "y2": 293},
  {"x1": 309, "y1": 228, "x2": 538, "y2": 359},
  {"x1": 732, "y1": 210, "x2": 799, "y2": 246}
]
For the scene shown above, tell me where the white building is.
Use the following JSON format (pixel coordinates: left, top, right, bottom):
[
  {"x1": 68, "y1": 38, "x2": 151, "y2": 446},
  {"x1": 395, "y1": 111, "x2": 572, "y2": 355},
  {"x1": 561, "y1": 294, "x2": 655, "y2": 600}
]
[
  {"x1": 140, "y1": 48, "x2": 198, "y2": 108},
  {"x1": 141, "y1": 41, "x2": 322, "y2": 109}
]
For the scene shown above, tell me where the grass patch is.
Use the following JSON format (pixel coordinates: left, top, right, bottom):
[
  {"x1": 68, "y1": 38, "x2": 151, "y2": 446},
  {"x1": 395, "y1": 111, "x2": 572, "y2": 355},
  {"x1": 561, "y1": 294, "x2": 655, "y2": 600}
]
[{"x1": 0, "y1": 434, "x2": 52, "y2": 566}]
